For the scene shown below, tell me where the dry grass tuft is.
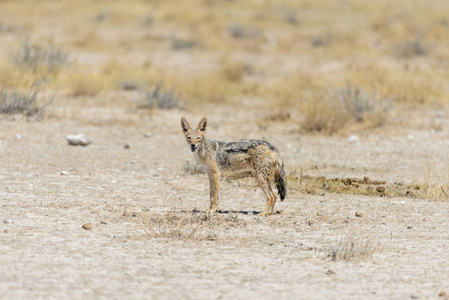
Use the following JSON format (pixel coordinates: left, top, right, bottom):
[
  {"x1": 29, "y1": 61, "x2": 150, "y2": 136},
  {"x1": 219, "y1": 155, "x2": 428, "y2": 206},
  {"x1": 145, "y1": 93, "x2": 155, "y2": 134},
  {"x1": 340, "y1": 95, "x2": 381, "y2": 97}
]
[
  {"x1": 170, "y1": 35, "x2": 198, "y2": 50},
  {"x1": 141, "y1": 211, "x2": 247, "y2": 241},
  {"x1": 69, "y1": 73, "x2": 104, "y2": 98},
  {"x1": 393, "y1": 38, "x2": 430, "y2": 58},
  {"x1": 137, "y1": 83, "x2": 181, "y2": 109},
  {"x1": 299, "y1": 84, "x2": 391, "y2": 134},
  {"x1": 15, "y1": 42, "x2": 69, "y2": 73},
  {"x1": 0, "y1": 81, "x2": 50, "y2": 117},
  {"x1": 142, "y1": 211, "x2": 216, "y2": 241},
  {"x1": 326, "y1": 236, "x2": 377, "y2": 261},
  {"x1": 299, "y1": 93, "x2": 351, "y2": 135}
]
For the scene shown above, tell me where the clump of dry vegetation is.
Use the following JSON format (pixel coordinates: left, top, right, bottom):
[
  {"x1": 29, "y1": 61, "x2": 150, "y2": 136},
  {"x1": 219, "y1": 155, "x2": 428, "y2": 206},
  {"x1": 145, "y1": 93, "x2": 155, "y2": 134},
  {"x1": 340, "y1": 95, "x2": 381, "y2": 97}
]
[
  {"x1": 142, "y1": 211, "x2": 216, "y2": 241},
  {"x1": 141, "y1": 210, "x2": 247, "y2": 241},
  {"x1": 15, "y1": 42, "x2": 69, "y2": 73},
  {"x1": 326, "y1": 236, "x2": 377, "y2": 261},
  {"x1": 299, "y1": 84, "x2": 392, "y2": 134},
  {"x1": 69, "y1": 73, "x2": 104, "y2": 98},
  {"x1": 137, "y1": 83, "x2": 181, "y2": 109},
  {"x1": 0, "y1": 81, "x2": 49, "y2": 116}
]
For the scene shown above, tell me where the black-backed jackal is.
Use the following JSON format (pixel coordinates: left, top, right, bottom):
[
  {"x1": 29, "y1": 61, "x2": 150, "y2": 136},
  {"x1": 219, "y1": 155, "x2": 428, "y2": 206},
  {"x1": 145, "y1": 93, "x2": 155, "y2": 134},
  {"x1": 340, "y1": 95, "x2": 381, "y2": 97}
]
[{"x1": 181, "y1": 117, "x2": 287, "y2": 216}]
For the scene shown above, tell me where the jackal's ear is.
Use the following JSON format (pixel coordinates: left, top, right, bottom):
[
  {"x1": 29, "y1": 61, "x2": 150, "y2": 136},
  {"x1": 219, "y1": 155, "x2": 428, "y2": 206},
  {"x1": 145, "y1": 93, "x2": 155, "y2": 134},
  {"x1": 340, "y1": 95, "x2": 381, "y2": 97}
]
[
  {"x1": 197, "y1": 117, "x2": 207, "y2": 133},
  {"x1": 181, "y1": 117, "x2": 191, "y2": 133}
]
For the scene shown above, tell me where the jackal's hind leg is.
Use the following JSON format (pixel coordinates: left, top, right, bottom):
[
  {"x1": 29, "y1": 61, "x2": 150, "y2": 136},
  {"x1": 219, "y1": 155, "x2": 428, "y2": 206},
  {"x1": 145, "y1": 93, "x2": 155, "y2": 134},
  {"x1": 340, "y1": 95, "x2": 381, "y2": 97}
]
[
  {"x1": 254, "y1": 173, "x2": 274, "y2": 217},
  {"x1": 268, "y1": 184, "x2": 277, "y2": 215}
]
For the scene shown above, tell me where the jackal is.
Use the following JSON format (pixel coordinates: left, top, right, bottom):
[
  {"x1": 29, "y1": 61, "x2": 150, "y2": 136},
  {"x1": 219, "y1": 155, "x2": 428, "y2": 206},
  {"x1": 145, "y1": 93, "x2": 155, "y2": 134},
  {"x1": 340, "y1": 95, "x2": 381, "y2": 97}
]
[{"x1": 181, "y1": 117, "x2": 286, "y2": 216}]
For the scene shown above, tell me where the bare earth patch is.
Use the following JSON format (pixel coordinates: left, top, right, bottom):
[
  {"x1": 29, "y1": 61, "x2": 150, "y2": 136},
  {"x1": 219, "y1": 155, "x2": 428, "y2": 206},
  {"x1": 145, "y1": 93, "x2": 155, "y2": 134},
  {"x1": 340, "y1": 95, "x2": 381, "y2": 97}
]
[{"x1": 1, "y1": 108, "x2": 448, "y2": 299}]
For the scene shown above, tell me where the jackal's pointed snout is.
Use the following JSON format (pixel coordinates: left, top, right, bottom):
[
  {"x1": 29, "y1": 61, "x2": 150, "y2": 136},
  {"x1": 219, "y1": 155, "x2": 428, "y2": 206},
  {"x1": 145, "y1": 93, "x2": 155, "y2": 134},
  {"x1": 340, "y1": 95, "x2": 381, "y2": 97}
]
[{"x1": 190, "y1": 144, "x2": 198, "y2": 152}]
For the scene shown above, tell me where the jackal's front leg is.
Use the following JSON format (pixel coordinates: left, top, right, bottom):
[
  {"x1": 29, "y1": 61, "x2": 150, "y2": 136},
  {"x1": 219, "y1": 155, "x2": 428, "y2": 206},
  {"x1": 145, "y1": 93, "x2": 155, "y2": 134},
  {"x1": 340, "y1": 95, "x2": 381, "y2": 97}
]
[{"x1": 206, "y1": 162, "x2": 220, "y2": 215}]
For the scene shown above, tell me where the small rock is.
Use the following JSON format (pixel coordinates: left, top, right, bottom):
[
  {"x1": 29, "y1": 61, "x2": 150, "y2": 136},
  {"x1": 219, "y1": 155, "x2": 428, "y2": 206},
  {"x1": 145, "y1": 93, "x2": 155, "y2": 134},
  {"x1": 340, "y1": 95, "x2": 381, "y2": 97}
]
[
  {"x1": 124, "y1": 144, "x2": 130, "y2": 149},
  {"x1": 66, "y1": 134, "x2": 92, "y2": 146},
  {"x1": 3, "y1": 219, "x2": 12, "y2": 224},
  {"x1": 407, "y1": 226, "x2": 413, "y2": 230},
  {"x1": 376, "y1": 186, "x2": 386, "y2": 193},
  {"x1": 15, "y1": 134, "x2": 21, "y2": 140},
  {"x1": 407, "y1": 134, "x2": 414, "y2": 140},
  {"x1": 144, "y1": 133, "x2": 152, "y2": 138},
  {"x1": 326, "y1": 269, "x2": 336, "y2": 275},
  {"x1": 61, "y1": 171, "x2": 70, "y2": 175},
  {"x1": 82, "y1": 223, "x2": 92, "y2": 230},
  {"x1": 355, "y1": 212, "x2": 363, "y2": 217},
  {"x1": 439, "y1": 291, "x2": 447, "y2": 297},
  {"x1": 342, "y1": 178, "x2": 352, "y2": 186},
  {"x1": 348, "y1": 135, "x2": 359, "y2": 143},
  {"x1": 405, "y1": 190, "x2": 416, "y2": 198}
]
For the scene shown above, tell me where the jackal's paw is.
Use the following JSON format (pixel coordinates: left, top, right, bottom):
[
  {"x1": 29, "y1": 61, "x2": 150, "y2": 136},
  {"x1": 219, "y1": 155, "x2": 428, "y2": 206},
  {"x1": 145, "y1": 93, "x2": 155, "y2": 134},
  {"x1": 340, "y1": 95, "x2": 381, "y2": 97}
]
[
  {"x1": 259, "y1": 212, "x2": 268, "y2": 217},
  {"x1": 208, "y1": 208, "x2": 216, "y2": 216}
]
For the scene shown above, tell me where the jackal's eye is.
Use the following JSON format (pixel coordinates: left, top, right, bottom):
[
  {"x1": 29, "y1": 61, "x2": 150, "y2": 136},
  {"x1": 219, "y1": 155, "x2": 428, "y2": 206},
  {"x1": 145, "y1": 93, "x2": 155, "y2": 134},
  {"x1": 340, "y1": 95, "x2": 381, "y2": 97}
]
[
  {"x1": 197, "y1": 137, "x2": 201, "y2": 140},
  {"x1": 187, "y1": 137, "x2": 191, "y2": 141}
]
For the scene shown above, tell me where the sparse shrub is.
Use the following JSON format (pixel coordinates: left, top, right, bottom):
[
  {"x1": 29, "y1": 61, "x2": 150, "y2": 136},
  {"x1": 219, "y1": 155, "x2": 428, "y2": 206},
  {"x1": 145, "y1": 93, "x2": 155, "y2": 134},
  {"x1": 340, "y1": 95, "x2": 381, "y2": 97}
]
[
  {"x1": 183, "y1": 160, "x2": 204, "y2": 175},
  {"x1": 120, "y1": 80, "x2": 140, "y2": 91},
  {"x1": 283, "y1": 12, "x2": 300, "y2": 26},
  {"x1": 267, "y1": 109, "x2": 291, "y2": 122},
  {"x1": 137, "y1": 83, "x2": 181, "y2": 109},
  {"x1": 0, "y1": 23, "x2": 16, "y2": 33},
  {"x1": 95, "y1": 10, "x2": 111, "y2": 22},
  {"x1": 141, "y1": 14, "x2": 155, "y2": 26},
  {"x1": 0, "y1": 81, "x2": 48, "y2": 116},
  {"x1": 142, "y1": 211, "x2": 216, "y2": 241},
  {"x1": 300, "y1": 84, "x2": 392, "y2": 134},
  {"x1": 311, "y1": 32, "x2": 334, "y2": 47},
  {"x1": 300, "y1": 94, "x2": 350, "y2": 134},
  {"x1": 394, "y1": 38, "x2": 429, "y2": 58},
  {"x1": 326, "y1": 237, "x2": 377, "y2": 261},
  {"x1": 333, "y1": 83, "x2": 392, "y2": 123},
  {"x1": 228, "y1": 23, "x2": 261, "y2": 39},
  {"x1": 170, "y1": 35, "x2": 197, "y2": 50},
  {"x1": 15, "y1": 42, "x2": 69, "y2": 72}
]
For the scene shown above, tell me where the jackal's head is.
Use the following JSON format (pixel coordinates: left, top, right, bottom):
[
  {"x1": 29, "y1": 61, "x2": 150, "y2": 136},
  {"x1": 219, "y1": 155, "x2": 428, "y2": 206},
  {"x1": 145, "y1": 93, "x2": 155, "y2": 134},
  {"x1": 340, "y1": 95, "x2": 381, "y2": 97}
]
[{"x1": 181, "y1": 117, "x2": 207, "y2": 152}]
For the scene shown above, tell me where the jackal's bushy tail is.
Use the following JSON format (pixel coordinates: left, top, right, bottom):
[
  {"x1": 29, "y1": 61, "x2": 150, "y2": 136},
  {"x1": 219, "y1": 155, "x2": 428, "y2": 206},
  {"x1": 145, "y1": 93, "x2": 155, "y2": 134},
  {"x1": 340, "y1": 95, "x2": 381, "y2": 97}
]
[{"x1": 275, "y1": 159, "x2": 287, "y2": 201}]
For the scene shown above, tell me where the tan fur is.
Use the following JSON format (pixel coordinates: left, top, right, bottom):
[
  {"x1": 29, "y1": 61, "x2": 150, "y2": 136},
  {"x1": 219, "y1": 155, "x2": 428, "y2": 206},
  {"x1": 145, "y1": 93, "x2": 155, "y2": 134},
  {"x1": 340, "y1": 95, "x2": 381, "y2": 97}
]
[{"x1": 181, "y1": 117, "x2": 287, "y2": 216}]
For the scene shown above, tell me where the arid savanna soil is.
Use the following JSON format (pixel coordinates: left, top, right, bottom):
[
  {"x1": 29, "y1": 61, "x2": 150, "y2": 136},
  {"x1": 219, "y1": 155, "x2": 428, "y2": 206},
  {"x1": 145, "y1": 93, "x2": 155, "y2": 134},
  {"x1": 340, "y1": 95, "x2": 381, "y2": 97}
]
[
  {"x1": 1, "y1": 108, "x2": 449, "y2": 299},
  {"x1": 1, "y1": 0, "x2": 449, "y2": 299}
]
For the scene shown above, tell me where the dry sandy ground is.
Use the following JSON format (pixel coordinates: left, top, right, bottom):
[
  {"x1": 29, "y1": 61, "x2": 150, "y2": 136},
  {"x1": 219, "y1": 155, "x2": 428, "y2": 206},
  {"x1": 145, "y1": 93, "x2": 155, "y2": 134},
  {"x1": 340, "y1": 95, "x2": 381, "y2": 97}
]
[{"x1": 1, "y1": 108, "x2": 449, "y2": 299}]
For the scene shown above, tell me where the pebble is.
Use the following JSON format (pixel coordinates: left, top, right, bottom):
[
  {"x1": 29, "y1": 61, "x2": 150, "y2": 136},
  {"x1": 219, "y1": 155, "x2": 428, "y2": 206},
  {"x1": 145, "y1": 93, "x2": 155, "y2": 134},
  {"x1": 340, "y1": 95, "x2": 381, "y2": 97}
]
[
  {"x1": 348, "y1": 135, "x2": 359, "y2": 143},
  {"x1": 82, "y1": 223, "x2": 92, "y2": 230},
  {"x1": 66, "y1": 134, "x2": 92, "y2": 146},
  {"x1": 376, "y1": 186, "x2": 386, "y2": 193},
  {"x1": 61, "y1": 171, "x2": 70, "y2": 175}
]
